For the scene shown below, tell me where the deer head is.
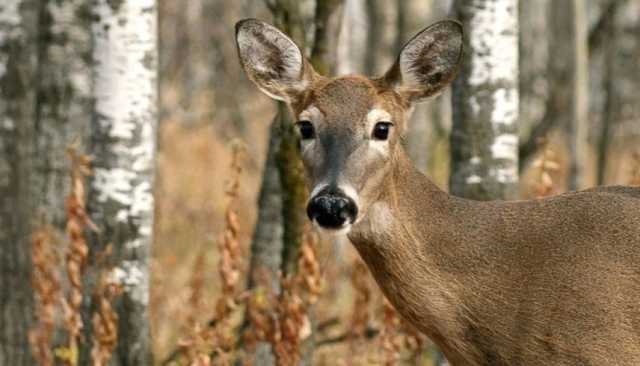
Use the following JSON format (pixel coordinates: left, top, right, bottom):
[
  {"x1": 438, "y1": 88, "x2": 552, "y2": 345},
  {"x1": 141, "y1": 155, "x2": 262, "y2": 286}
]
[{"x1": 235, "y1": 19, "x2": 462, "y2": 234}]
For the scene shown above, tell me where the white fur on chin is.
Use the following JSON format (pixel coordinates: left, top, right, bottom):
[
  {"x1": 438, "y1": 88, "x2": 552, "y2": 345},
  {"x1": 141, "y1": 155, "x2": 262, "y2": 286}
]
[{"x1": 312, "y1": 221, "x2": 352, "y2": 236}]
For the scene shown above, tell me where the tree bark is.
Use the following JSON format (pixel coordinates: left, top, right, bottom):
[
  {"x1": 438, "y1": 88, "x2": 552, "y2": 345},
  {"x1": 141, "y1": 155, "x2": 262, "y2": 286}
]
[
  {"x1": 336, "y1": 0, "x2": 367, "y2": 76},
  {"x1": 84, "y1": 1, "x2": 158, "y2": 365},
  {"x1": 34, "y1": 0, "x2": 92, "y2": 230},
  {"x1": 450, "y1": 0, "x2": 520, "y2": 201},
  {"x1": 560, "y1": 0, "x2": 589, "y2": 191},
  {"x1": 364, "y1": 0, "x2": 381, "y2": 76},
  {"x1": 596, "y1": 1, "x2": 623, "y2": 186},
  {"x1": 0, "y1": 1, "x2": 39, "y2": 364}
]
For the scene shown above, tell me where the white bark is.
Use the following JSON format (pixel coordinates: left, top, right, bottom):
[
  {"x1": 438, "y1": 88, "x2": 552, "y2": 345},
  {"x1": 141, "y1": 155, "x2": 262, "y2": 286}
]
[
  {"x1": 87, "y1": 1, "x2": 157, "y2": 364},
  {"x1": 450, "y1": 0, "x2": 519, "y2": 200}
]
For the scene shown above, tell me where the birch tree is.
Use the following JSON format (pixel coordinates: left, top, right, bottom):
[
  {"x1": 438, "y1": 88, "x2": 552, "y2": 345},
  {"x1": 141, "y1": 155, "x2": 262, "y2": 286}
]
[
  {"x1": 450, "y1": 0, "x2": 519, "y2": 200},
  {"x1": 0, "y1": 1, "x2": 38, "y2": 364},
  {"x1": 85, "y1": 1, "x2": 158, "y2": 364}
]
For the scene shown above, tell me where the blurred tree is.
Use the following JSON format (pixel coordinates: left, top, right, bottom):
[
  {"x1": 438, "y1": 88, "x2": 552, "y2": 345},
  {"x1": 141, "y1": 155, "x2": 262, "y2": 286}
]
[
  {"x1": 596, "y1": 0, "x2": 625, "y2": 185},
  {"x1": 555, "y1": 0, "x2": 589, "y2": 190},
  {"x1": 0, "y1": 1, "x2": 39, "y2": 364},
  {"x1": 34, "y1": 0, "x2": 92, "y2": 238},
  {"x1": 336, "y1": 0, "x2": 367, "y2": 76},
  {"x1": 34, "y1": 0, "x2": 93, "y2": 357},
  {"x1": 84, "y1": 1, "x2": 158, "y2": 365},
  {"x1": 517, "y1": 0, "x2": 550, "y2": 172},
  {"x1": 450, "y1": 0, "x2": 520, "y2": 200}
]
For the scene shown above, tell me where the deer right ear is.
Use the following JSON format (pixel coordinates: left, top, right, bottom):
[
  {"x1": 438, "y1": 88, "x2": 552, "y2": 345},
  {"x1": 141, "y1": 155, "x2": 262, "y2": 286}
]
[
  {"x1": 235, "y1": 19, "x2": 315, "y2": 103},
  {"x1": 382, "y1": 20, "x2": 463, "y2": 103}
]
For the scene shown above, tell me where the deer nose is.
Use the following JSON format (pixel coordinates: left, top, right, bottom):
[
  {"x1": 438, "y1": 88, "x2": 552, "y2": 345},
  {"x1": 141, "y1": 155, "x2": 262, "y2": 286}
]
[{"x1": 307, "y1": 191, "x2": 358, "y2": 229}]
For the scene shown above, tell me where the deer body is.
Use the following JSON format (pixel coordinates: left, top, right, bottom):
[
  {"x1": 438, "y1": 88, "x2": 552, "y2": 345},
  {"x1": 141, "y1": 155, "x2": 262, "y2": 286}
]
[
  {"x1": 350, "y1": 149, "x2": 640, "y2": 365},
  {"x1": 235, "y1": 18, "x2": 640, "y2": 365}
]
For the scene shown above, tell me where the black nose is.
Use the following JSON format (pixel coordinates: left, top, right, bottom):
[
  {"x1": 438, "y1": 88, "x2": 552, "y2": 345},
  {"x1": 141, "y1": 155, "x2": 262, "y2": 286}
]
[{"x1": 307, "y1": 189, "x2": 358, "y2": 229}]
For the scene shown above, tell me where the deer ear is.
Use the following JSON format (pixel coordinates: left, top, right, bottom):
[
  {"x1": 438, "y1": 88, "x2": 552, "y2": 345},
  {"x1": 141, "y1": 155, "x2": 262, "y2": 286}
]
[
  {"x1": 383, "y1": 20, "x2": 463, "y2": 102},
  {"x1": 236, "y1": 18, "x2": 315, "y2": 103}
]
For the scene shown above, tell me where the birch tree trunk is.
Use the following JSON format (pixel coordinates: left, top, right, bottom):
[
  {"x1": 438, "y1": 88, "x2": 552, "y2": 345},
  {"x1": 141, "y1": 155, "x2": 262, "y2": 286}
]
[
  {"x1": 0, "y1": 1, "x2": 38, "y2": 364},
  {"x1": 450, "y1": 0, "x2": 519, "y2": 201},
  {"x1": 85, "y1": 1, "x2": 158, "y2": 364}
]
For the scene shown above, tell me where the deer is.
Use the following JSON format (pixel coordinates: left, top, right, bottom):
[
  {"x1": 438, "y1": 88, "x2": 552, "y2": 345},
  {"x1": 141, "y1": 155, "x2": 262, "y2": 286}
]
[{"x1": 235, "y1": 18, "x2": 640, "y2": 365}]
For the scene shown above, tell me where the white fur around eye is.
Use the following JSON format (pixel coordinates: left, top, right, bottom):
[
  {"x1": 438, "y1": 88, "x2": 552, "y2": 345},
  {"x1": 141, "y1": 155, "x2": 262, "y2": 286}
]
[
  {"x1": 369, "y1": 139, "x2": 389, "y2": 155},
  {"x1": 297, "y1": 105, "x2": 322, "y2": 154},
  {"x1": 366, "y1": 108, "x2": 392, "y2": 156}
]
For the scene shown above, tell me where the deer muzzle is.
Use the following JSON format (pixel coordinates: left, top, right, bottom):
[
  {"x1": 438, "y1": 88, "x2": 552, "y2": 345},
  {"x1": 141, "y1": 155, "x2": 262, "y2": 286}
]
[{"x1": 307, "y1": 186, "x2": 358, "y2": 230}]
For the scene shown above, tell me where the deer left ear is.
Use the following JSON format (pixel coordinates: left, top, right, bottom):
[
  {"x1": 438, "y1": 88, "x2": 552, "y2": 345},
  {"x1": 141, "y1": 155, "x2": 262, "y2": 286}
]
[
  {"x1": 383, "y1": 20, "x2": 463, "y2": 102},
  {"x1": 235, "y1": 18, "x2": 317, "y2": 103}
]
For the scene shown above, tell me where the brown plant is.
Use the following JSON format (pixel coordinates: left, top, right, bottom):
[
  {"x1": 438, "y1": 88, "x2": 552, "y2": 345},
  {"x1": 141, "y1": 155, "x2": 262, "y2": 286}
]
[
  {"x1": 177, "y1": 251, "x2": 210, "y2": 365},
  {"x1": 210, "y1": 142, "x2": 246, "y2": 363},
  {"x1": 630, "y1": 150, "x2": 640, "y2": 186},
  {"x1": 271, "y1": 228, "x2": 322, "y2": 366},
  {"x1": 243, "y1": 282, "x2": 278, "y2": 352},
  {"x1": 60, "y1": 146, "x2": 96, "y2": 365},
  {"x1": 400, "y1": 320, "x2": 427, "y2": 364},
  {"x1": 380, "y1": 299, "x2": 402, "y2": 366},
  {"x1": 91, "y1": 245, "x2": 123, "y2": 366},
  {"x1": 173, "y1": 142, "x2": 247, "y2": 365},
  {"x1": 349, "y1": 258, "x2": 371, "y2": 348},
  {"x1": 532, "y1": 138, "x2": 560, "y2": 198},
  {"x1": 29, "y1": 227, "x2": 62, "y2": 366}
]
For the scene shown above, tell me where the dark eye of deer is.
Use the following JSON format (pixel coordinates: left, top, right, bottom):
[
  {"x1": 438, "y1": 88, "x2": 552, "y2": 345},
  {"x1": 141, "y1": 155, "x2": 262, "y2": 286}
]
[
  {"x1": 373, "y1": 122, "x2": 392, "y2": 140},
  {"x1": 296, "y1": 121, "x2": 315, "y2": 140}
]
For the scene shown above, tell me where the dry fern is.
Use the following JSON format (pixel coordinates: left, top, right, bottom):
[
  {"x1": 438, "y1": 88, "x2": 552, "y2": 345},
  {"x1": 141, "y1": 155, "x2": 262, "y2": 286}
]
[{"x1": 29, "y1": 227, "x2": 61, "y2": 366}]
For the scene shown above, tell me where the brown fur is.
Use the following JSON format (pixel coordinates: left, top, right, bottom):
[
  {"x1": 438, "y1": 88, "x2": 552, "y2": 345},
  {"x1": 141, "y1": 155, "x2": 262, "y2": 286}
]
[
  {"x1": 350, "y1": 150, "x2": 640, "y2": 365},
  {"x1": 236, "y1": 19, "x2": 640, "y2": 365}
]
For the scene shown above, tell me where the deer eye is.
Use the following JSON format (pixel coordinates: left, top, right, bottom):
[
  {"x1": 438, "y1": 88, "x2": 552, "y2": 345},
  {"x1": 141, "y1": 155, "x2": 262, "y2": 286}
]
[
  {"x1": 372, "y1": 122, "x2": 393, "y2": 140},
  {"x1": 296, "y1": 121, "x2": 315, "y2": 140}
]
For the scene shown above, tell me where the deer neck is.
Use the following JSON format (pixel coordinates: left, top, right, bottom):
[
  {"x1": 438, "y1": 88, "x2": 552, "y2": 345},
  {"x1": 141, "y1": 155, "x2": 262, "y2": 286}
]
[{"x1": 348, "y1": 148, "x2": 491, "y2": 364}]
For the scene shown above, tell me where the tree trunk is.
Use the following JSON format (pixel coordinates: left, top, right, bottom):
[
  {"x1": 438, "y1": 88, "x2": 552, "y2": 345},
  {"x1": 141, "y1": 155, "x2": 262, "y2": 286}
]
[
  {"x1": 450, "y1": 0, "x2": 520, "y2": 200},
  {"x1": 364, "y1": 0, "x2": 380, "y2": 76},
  {"x1": 246, "y1": 111, "x2": 285, "y2": 365},
  {"x1": 596, "y1": 2, "x2": 623, "y2": 186},
  {"x1": 558, "y1": 0, "x2": 589, "y2": 191},
  {"x1": 84, "y1": 1, "x2": 158, "y2": 365},
  {"x1": 0, "y1": 1, "x2": 39, "y2": 364},
  {"x1": 34, "y1": 0, "x2": 92, "y2": 231},
  {"x1": 336, "y1": 0, "x2": 367, "y2": 76}
]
